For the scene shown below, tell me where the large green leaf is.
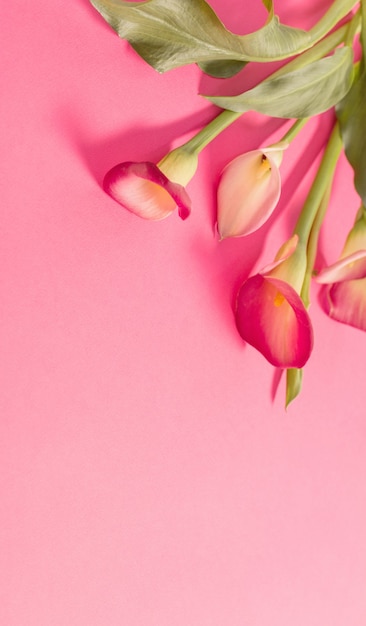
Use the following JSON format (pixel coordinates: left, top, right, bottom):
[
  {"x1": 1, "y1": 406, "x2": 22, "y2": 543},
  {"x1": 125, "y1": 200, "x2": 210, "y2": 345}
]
[
  {"x1": 205, "y1": 47, "x2": 353, "y2": 118},
  {"x1": 337, "y1": 5, "x2": 366, "y2": 206},
  {"x1": 337, "y1": 67, "x2": 366, "y2": 205},
  {"x1": 89, "y1": 0, "x2": 357, "y2": 76}
]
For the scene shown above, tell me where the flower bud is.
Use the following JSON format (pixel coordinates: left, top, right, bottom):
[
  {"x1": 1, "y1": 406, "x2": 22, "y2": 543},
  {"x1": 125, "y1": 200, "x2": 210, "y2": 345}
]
[{"x1": 217, "y1": 145, "x2": 286, "y2": 239}]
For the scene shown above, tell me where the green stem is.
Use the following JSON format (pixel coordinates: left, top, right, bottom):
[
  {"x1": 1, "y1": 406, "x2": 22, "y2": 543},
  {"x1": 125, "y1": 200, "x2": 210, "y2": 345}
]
[
  {"x1": 182, "y1": 109, "x2": 241, "y2": 154},
  {"x1": 286, "y1": 368, "x2": 303, "y2": 408},
  {"x1": 280, "y1": 118, "x2": 309, "y2": 144},
  {"x1": 344, "y1": 6, "x2": 362, "y2": 46},
  {"x1": 300, "y1": 177, "x2": 334, "y2": 307},
  {"x1": 308, "y1": 0, "x2": 359, "y2": 43},
  {"x1": 273, "y1": 22, "x2": 351, "y2": 80},
  {"x1": 293, "y1": 122, "x2": 343, "y2": 246},
  {"x1": 184, "y1": 110, "x2": 308, "y2": 156}
]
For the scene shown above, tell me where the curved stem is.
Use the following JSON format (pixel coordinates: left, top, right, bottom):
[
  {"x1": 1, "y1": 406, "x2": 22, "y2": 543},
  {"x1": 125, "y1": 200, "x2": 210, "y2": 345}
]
[
  {"x1": 182, "y1": 109, "x2": 241, "y2": 154},
  {"x1": 344, "y1": 6, "x2": 362, "y2": 46},
  {"x1": 300, "y1": 178, "x2": 334, "y2": 307},
  {"x1": 308, "y1": 0, "x2": 359, "y2": 43},
  {"x1": 279, "y1": 118, "x2": 308, "y2": 144},
  {"x1": 294, "y1": 122, "x2": 343, "y2": 246},
  {"x1": 273, "y1": 21, "x2": 351, "y2": 81},
  {"x1": 286, "y1": 368, "x2": 303, "y2": 408}
]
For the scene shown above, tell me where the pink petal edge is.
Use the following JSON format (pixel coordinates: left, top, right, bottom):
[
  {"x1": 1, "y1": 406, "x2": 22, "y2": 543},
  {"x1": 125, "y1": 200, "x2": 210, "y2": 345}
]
[
  {"x1": 321, "y1": 279, "x2": 366, "y2": 331},
  {"x1": 260, "y1": 234, "x2": 299, "y2": 275},
  {"x1": 217, "y1": 151, "x2": 281, "y2": 239},
  {"x1": 103, "y1": 161, "x2": 191, "y2": 221},
  {"x1": 315, "y1": 250, "x2": 366, "y2": 284},
  {"x1": 236, "y1": 275, "x2": 313, "y2": 368}
]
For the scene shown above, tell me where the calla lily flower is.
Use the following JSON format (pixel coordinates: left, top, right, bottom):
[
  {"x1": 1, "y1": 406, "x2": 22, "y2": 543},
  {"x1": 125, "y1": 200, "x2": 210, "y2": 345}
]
[
  {"x1": 217, "y1": 143, "x2": 286, "y2": 239},
  {"x1": 103, "y1": 146, "x2": 198, "y2": 221},
  {"x1": 316, "y1": 208, "x2": 366, "y2": 331},
  {"x1": 235, "y1": 235, "x2": 314, "y2": 368}
]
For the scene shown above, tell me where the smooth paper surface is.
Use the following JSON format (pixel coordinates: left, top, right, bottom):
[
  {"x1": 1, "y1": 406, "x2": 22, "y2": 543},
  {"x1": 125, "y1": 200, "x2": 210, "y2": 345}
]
[{"x1": 1, "y1": 1, "x2": 366, "y2": 624}]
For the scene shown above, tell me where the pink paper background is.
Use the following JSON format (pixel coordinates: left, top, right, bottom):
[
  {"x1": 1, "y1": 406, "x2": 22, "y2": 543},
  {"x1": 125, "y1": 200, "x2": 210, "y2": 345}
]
[{"x1": 2, "y1": 1, "x2": 366, "y2": 624}]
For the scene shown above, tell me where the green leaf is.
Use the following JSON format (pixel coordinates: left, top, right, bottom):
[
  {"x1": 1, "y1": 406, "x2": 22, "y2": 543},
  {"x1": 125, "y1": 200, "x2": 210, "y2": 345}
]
[
  {"x1": 205, "y1": 47, "x2": 353, "y2": 118},
  {"x1": 89, "y1": 0, "x2": 357, "y2": 75},
  {"x1": 336, "y1": 5, "x2": 366, "y2": 206},
  {"x1": 337, "y1": 65, "x2": 366, "y2": 205},
  {"x1": 197, "y1": 59, "x2": 247, "y2": 79}
]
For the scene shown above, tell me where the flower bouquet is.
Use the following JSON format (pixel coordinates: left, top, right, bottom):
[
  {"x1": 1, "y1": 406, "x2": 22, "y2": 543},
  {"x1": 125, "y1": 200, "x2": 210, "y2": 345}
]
[{"x1": 88, "y1": 0, "x2": 366, "y2": 405}]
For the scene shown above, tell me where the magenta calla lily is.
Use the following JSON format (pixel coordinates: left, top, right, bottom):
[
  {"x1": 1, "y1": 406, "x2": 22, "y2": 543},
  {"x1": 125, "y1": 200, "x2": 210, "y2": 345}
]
[
  {"x1": 235, "y1": 235, "x2": 313, "y2": 368},
  {"x1": 315, "y1": 209, "x2": 366, "y2": 331},
  {"x1": 103, "y1": 147, "x2": 198, "y2": 221},
  {"x1": 217, "y1": 144, "x2": 286, "y2": 239}
]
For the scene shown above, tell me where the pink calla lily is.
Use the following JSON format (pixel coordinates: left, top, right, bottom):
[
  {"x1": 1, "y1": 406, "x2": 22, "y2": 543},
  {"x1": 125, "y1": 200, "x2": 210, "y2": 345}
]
[
  {"x1": 103, "y1": 147, "x2": 198, "y2": 221},
  {"x1": 235, "y1": 235, "x2": 313, "y2": 368},
  {"x1": 217, "y1": 144, "x2": 286, "y2": 239},
  {"x1": 315, "y1": 209, "x2": 366, "y2": 331}
]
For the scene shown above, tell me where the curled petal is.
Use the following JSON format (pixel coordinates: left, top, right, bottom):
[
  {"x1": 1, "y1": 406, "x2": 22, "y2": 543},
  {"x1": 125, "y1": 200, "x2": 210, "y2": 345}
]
[
  {"x1": 322, "y1": 279, "x2": 366, "y2": 331},
  {"x1": 217, "y1": 149, "x2": 282, "y2": 239},
  {"x1": 316, "y1": 250, "x2": 366, "y2": 283},
  {"x1": 236, "y1": 275, "x2": 313, "y2": 368},
  {"x1": 260, "y1": 234, "x2": 307, "y2": 294},
  {"x1": 260, "y1": 234, "x2": 299, "y2": 275},
  {"x1": 103, "y1": 161, "x2": 191, "y2": 221},
  {"x1": 316, "y1": 210, "x2": 366, "y2": 331}
]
